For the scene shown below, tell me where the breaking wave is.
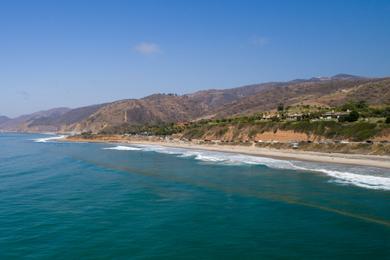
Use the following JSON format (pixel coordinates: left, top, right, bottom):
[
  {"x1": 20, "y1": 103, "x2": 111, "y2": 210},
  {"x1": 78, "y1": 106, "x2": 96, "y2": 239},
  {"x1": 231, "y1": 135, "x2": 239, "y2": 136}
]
[
  {"x1": 314, "y1": 168, "x2": 390, "y2": 190},
  {"x1": 103, "y1": 144, "x2": 390, "y2": 191},
  {"x1": 103, "y1": 146, "x2": 141, "y2": 151},
  {"x1": 33, "y1": 135, "x2": 66, "y2": 143}
]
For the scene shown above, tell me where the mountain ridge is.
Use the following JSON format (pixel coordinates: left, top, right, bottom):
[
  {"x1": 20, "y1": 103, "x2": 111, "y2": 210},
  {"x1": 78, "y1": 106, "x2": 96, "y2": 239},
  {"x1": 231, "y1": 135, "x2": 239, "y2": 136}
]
[{"x1": 1, "y1": 74, "x2": 389, "y2": 133}]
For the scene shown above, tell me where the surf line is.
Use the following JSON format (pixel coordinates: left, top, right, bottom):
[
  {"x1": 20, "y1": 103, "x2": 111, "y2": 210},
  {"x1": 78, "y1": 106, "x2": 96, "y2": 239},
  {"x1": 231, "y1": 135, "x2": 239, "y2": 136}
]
[
  {"x1": 103, "y1": 144, "x2": 390, "y2": 191},
  {"x1": 73, "y1": 154, "x2": 390, "y2": 228}
]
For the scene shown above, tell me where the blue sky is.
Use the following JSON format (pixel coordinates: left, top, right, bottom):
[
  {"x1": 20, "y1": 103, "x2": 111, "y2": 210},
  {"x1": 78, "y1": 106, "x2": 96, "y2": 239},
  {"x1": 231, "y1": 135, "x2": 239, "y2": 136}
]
[{"x1": 1, "y1": 0, "x2": 390, "y2": 117}]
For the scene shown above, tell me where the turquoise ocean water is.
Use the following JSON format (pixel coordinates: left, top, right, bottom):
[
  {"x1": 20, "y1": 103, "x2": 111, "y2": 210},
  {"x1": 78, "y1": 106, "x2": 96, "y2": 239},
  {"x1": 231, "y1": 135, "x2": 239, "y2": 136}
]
[{"x1": 0, "y1": 133, "x2": 389, "y2": 259}]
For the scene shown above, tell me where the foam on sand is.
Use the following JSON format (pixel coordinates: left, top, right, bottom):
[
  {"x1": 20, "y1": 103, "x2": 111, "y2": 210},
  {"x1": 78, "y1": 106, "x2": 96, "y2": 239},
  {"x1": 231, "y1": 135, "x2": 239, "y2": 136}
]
[
  {"x1": 103, "y1": 144, "x2": 390, "y2": 191},
  {"x1": 33, "y1": 135, "x2": 66, "y2": 143}
]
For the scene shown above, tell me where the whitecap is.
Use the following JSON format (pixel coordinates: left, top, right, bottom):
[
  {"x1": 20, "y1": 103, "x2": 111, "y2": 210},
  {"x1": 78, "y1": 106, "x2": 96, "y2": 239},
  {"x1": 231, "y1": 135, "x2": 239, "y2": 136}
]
[
  {"x1": 105, "y1": 144, "x2": 390, "y2": 191},
  {"x1": 311, "y1": 168, "x2": 390, "y2": 190},
  {"x1": 132, "y1": 145, "x2": 301, "y2": 169},
  {"x1": 33, "y1": 135, "x2": 66, "y2": 143},
  {"x1": 103, "y1": 146, "x2": 141, "y2": 151}
]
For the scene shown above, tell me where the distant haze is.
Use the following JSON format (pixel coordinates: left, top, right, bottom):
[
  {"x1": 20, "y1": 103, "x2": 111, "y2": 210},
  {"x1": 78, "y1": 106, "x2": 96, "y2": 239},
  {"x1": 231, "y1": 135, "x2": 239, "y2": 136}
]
[{"x1": 1, "y1": 0, "x2": 390, "y2": 117}]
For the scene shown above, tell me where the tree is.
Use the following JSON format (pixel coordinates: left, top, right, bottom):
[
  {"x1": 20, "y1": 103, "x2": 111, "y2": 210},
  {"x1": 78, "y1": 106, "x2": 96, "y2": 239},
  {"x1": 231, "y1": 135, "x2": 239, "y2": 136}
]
[
  {"x1": 348, "y1": 110, "x2": 360, "y2": 122},
  {"x1": 277, "y1": 103, "x2": 284, "y2": 112},
  {"x1": 386, "y1": 116, "x2": 390, "y2": 124},
  {"x1": 341, "y1": 101, "x2": 356, "y2": 111},
  {"x1": 338, "y1": 110, "x2": 360, "y2": 122}
]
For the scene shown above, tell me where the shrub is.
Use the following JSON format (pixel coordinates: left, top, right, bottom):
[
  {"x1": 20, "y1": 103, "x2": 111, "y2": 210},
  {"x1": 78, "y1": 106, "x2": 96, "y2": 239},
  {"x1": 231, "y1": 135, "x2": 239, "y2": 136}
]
[
  {"x1": 81, "y1": 131, "x2": 93, "y2": 139},
  {"x1": 348, "y1": 110, "x2": 360, "y2": 122},
  {"x1": 339, "y1": 110, "x2": 360, "y2": 122},
  {"x1": 277, "y1": 103, "x2": 284, "y2": 112}
]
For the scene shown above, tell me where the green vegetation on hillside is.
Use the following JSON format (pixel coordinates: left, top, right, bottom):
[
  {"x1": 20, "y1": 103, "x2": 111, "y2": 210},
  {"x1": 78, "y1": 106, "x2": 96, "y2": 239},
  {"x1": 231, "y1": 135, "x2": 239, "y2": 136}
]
[{"x1": 97, "y1": 102, "x2": 390, "y2": 142}]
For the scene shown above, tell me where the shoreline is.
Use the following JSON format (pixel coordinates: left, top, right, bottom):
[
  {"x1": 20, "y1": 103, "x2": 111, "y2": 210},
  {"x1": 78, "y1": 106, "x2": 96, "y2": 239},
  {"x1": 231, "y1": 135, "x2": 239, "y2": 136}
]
[{"x1": 64, "y1": 136, "x2": 390, "y2": 169}]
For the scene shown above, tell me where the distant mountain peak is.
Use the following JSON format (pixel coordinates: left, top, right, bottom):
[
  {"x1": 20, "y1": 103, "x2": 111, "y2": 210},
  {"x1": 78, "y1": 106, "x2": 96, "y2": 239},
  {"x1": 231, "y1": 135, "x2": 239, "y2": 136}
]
[
  {"x1": 331, "y1": 74, "x2": 362, "y2": 80},
  {"x1": 289, "y1": 74, "x2": 361, "y2": 83},
  {"x1": 0, "y1": 115, "x2": 10, "y2": 125}
]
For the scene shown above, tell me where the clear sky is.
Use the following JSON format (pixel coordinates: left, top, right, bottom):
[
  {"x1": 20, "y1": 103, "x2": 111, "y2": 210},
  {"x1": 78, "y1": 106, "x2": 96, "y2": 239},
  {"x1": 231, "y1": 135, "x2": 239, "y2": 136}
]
[{"x1": 1, "y1": 0, "x2": 389, "y2": 117}]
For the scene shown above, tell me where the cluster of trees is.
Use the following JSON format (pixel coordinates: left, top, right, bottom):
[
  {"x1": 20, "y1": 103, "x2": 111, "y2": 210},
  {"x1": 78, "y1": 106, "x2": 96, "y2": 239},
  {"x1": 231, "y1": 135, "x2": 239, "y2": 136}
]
[
  {"x1": 340, "y1": 101, "x2": 390, "y2": 118},
  {"x1": 337, "y1": 101, "x2": 390, "y2": 123},
  {"x1": 276, "y1": 101, "x2": 390, "y2": 123},
  {"x1": 340, "y1": 100, "x2": 369, "y2": 111},
  {"x1": 80, "y1": 131, "x2": 93, "y2": 139}
]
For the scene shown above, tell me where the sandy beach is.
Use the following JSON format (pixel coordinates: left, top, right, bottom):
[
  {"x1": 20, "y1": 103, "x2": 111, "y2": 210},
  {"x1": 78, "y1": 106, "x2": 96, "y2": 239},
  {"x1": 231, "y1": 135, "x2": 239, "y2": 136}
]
[{"x1": 65, "y1": 136, "x2": 390, "y2": 169}]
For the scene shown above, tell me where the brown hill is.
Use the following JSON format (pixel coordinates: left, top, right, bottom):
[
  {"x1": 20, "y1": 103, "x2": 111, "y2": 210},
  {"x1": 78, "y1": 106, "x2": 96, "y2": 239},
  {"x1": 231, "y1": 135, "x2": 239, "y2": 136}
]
[
  {"x1": 1, "y1": 75, "x2": 389, "y2": 133},
  {"x1": 0, "y1": 116, "x2": 10, "y2": 125},
  {"x1": 0, "y1": 107, "x2": 71, "y2": 132},
  {"x1": 214, "y1": 77, "x2": 389, "y2": 117},
  {"x1": 67, "y1": 95, "x2": 204, "y2": 133}
]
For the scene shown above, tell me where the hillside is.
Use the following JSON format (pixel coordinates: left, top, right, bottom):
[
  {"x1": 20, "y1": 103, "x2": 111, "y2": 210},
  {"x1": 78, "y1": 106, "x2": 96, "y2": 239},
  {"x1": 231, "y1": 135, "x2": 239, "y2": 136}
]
[
  {"x1": 30, "y1": 104, "x2": 107, "y2": 132},
  {"x1": 1, "y1": 75, "x2": 389, "y2": 133},
  {"x1": 0, "y1": 116, "x2": 10, "y2": 125},
  {"x1": 213, "y1": 77, "x2": 389, "y2": 117},
  {"x1": 0, "y1": 108, "x2": 71, "y2": 132},
  {"x1": 66, "y1": 95, "x2": 204, "y2": 133}
]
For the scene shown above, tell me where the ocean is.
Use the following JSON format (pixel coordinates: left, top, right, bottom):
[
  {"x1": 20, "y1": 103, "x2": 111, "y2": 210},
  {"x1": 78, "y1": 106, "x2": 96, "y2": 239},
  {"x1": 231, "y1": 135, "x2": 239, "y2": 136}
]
[{"x1": 0, "y1": 133, "x2": 389, "y2": 259}]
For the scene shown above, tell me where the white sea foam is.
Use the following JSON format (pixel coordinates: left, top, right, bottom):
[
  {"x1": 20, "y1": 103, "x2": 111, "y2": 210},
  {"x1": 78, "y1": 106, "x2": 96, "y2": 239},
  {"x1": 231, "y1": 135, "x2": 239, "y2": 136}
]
[
  {"x1": 313, "y1": 168, "x2": 390, "y2": 190},
  {"x1": 177, "y1": 149, "x2": 295, "y2": 168},
  {"x1": 33, "y1": 135, "x2": 66, "y2": 143},
  {"x1": 103, "y1": 144, "x2": 390, "y2": 191},
  {"x1": 103, "y1": 146, "x2": 141, "y2": 151}
]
